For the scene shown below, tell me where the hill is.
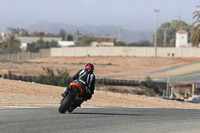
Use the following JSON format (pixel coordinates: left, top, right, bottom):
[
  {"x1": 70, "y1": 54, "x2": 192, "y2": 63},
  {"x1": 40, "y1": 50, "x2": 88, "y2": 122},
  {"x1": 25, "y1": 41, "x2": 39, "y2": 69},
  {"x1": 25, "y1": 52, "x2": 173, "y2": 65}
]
[{"x1": 26, "y1": 21, "x2": 153, "y2": 43}]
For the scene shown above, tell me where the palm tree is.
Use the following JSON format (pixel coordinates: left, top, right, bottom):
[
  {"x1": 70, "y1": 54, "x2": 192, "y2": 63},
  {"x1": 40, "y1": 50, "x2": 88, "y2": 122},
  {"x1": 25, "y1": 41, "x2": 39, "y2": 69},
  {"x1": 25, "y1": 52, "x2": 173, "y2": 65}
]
[{"x1": 191, "y1": 6, "x2": 200, "y2": 47}]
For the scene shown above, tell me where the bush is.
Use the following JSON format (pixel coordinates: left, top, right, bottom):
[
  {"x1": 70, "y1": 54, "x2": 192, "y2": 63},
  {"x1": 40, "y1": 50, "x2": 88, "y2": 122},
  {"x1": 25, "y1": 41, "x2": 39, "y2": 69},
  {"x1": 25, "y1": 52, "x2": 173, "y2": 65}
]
[
  {"x1": 145, "y1": 76, "x2": 162, "y2": 94},
  {"x1": 33, "y1": 67, "x2": 72, "y2": 87},
  {"x1": 145, "y1": 76, "x2": 154, "y2": 88}
]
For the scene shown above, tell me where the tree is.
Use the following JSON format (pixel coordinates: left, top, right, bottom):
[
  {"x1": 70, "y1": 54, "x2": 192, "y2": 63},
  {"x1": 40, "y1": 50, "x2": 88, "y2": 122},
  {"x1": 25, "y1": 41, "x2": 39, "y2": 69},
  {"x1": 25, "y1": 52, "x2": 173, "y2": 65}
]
[
  {"x1": 2, "y1": 35, "x2": 21, "y2": 53},
  {"x1": 32, "y1": 32, "x2": 45, "y2": 38},
  {"x1": 169, "y1": 38, "x2": 175, "y2": 47},
  {"x1": 59, "y1": 29, "x2": 67, "y2": 41},
  {"x1": 80, "y1": 36, "x2": 93, "y2": 46},
  {"x1": 58, "y1": 30, "x2": 73, "y2": 41},
  {"x1": 116, "y1": 41, "x2": 126, "y2": 46},
  {"x1": 7, "y1": 27, "x2": 29, "y2": 36},
  {"x1": 27, "y1": 40, "x2": 59, "y2": 52},
  {"x1": 128, "y1": 41, "x2": 152, "y2": 47},
  {"x1": 67, "y1": 34, "x2": 73, "y2": 41},
  {"x1": 0, "y1": 43, "x2": 5, "y2": 53},
  {"x1": 154, "y1": 20, "x2": 192, "y2": 47},
  {"x1": 39, "y1": 32, "x2": 45, "y2": 40},
  {"x1": 191, "y1": 6, "x2": 200, "y2": 47}
]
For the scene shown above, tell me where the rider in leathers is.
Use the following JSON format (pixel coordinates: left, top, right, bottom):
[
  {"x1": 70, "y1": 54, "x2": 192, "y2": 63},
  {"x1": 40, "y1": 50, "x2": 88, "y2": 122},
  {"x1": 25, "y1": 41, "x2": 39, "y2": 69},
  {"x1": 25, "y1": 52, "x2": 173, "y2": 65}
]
[{"x1": 62, "y1": 63, "x2": 95, "y2": 107}]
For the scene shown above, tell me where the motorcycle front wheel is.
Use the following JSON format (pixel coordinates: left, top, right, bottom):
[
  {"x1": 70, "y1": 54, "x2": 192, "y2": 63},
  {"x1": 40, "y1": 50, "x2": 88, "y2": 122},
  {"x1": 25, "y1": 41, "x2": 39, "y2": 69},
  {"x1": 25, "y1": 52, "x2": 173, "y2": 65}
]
[{"x1": 58, "y1": 94, "x2": 73, "y2": 113}]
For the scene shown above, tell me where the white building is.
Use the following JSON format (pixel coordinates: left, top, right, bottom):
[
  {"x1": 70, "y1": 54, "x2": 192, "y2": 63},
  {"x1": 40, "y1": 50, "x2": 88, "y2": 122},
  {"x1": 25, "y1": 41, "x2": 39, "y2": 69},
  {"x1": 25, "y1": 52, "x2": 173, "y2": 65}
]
[
  {"x1": 58, "y1": 41, "x2": 74, "y2": 47},
  {"x1": 175, "y1": 30, "x2": 191, "y2": 48},
  {"x1": 75, "y1": 35, "x2": 116, "y2": 47},
  {"x1": 1, "y1": 32, "x2": 5, "y2": 39},
  {"x1": 0, "y1": 32, "x2": 5, "y2": 41}
]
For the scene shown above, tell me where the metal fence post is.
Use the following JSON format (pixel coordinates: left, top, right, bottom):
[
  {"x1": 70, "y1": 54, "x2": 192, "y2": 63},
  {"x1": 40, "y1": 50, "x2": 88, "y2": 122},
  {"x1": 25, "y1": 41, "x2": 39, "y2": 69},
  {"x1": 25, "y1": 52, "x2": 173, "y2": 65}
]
[
  {"x1": 18, "y1": 53, "x2": 21, "y2": 62},
  {"x1": 39, "y1": 51, "x2": 42, "y2": 58},
  {"x1": 7, "y1": 54, "x2": 10, "y2": 61},
  {"x1": 28, "y1": 52, "x2": 31, "y2": 60}
]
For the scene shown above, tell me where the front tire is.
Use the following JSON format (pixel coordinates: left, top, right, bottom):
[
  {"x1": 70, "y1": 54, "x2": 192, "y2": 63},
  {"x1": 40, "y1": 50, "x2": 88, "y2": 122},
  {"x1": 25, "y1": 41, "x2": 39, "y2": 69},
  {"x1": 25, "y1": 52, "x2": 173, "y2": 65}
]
[{"x1": 58, "y1": 94, "x2": 72, "y2": 113}]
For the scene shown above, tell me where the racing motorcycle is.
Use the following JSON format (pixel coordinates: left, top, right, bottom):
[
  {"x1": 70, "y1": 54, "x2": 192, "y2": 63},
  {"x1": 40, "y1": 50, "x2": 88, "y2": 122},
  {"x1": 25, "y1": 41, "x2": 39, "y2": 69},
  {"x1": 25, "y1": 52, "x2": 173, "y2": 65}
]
[{"x1": 58, "y1": 82, "x2": 85, "y2": 113}]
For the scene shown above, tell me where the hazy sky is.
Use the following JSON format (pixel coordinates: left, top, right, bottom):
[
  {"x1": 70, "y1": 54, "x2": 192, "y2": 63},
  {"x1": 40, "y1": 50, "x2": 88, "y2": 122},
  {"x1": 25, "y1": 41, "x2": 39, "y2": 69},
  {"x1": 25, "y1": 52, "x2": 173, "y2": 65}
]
[{"x1": 0, "y1": 0, "x2": 199, "y2": 32}]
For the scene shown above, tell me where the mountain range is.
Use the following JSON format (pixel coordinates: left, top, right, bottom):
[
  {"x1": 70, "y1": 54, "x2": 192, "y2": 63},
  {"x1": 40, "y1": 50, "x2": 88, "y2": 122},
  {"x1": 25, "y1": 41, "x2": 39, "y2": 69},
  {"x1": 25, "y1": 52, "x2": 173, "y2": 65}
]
[{"x1": 26, "y1": 21, "x2": 153, "y2": 43}]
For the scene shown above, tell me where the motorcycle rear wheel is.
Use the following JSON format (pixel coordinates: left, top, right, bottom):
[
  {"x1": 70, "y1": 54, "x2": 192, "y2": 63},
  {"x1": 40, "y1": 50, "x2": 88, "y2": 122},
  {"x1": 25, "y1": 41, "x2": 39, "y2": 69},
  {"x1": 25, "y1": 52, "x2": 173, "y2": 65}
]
[{"x1": 58, "y1": 94, "x2": 72, "y2": 113}]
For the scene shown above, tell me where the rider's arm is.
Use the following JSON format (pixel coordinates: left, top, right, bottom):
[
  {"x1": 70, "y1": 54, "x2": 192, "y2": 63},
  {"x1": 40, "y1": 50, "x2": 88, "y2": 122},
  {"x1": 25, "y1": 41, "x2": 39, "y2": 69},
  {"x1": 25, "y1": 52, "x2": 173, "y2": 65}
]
[
  {"x1": 90, "y1": 74, "x2": 96, "y2": 94},
  {"x1": 84, "y1": 74, "x2": 95, "y2": 100},
  {"x1": 72, "y1": 69, "x2": 82, "y2": 80}
]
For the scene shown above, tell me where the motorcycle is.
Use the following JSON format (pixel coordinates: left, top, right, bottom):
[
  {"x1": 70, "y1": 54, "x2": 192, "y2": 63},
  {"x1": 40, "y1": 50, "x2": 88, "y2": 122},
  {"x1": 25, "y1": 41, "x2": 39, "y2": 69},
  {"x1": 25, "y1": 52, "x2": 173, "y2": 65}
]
[{"x1": 58, "y1": 82, "x2": 85, "y2": 113}]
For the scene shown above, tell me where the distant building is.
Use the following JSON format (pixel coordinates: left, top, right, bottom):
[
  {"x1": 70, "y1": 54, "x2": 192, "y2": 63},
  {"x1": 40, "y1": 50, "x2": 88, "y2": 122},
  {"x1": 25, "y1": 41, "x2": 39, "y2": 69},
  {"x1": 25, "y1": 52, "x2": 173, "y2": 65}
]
[
  {"x1": 0, "y1": 32, "x2": 5, "y2": 41},
  {"x1": 75, "y1": 35, "x2": 116, "y2": 47},
  {"x1": 58, "y1": 41, "x2": 74, "y2": 47},
  {"x1": 1, "y1": 32, "x2": 5, "y2": 39},
  {"x1": 175, "y1": 30, "x2": 191, "y2": 48}
]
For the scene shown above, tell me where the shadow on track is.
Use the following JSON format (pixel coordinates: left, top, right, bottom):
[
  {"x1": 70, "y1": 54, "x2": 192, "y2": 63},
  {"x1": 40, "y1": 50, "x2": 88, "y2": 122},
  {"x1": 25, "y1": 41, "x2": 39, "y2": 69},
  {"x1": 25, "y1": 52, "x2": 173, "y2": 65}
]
[{"x1": 72, "y1": 112, "x2": 142, "y2": 116}]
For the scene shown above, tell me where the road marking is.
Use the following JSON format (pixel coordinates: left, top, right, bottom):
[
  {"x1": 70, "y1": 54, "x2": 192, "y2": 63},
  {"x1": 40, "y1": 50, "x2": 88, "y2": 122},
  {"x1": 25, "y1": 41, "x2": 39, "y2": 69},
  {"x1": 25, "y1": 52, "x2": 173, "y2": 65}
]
[
  {"x1": 0, "y1": 106, "x2": 10, "y2": 108},
  {"x1": 0, "y1": 106, "x2": 45, "y2": 109}
]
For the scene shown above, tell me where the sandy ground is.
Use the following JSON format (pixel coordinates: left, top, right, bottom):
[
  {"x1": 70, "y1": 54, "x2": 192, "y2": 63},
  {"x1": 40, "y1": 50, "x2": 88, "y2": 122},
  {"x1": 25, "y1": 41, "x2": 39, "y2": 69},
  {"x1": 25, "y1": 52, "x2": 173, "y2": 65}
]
[
  {"x1": 1, "y1": 57, "x2": 200, "y2": 109},
  {"x1": 1, "y1": 78, "x2": 200, "y2": 109},
  {"x1": 1, "y1": 57, "x2": 200, "y2": 81}
]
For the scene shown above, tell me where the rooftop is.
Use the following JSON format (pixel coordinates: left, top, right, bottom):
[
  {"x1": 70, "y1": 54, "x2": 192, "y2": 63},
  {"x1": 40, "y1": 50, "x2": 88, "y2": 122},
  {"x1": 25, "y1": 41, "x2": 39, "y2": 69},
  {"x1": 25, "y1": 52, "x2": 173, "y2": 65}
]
[
  {"x1": 176, "y1": 30, "x2": 188, "y2": 34},
  {"x1": 76, "y1": 35, "x2": 116, "y2": 42}
]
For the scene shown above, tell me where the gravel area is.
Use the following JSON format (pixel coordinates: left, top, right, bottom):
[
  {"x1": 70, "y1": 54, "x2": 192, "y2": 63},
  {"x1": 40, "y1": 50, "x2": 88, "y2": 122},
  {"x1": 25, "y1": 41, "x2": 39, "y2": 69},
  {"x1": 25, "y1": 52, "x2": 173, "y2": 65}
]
[{"x1": 1, "y1": 79, "x2": 200, "y2": 109}]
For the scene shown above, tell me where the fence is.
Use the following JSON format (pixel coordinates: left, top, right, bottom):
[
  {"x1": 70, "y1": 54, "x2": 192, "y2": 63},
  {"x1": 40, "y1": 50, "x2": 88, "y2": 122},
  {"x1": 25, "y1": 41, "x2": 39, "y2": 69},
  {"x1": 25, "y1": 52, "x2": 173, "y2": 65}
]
[
  {"x1": 96, "y1": 77, "x2": 166, "y2": 89},
  {"x1": 0, "y1": 49, "x2": 50, "y2": 62},
  {"x1": 0, "y1": 73, "x2": 166, "y2": 89},
  {"x1": 0, "y1": 74, "x2": 36, "y2": 82},
  {"x1": 2, "y1": 47, "x2": 200, "y2": 61}
]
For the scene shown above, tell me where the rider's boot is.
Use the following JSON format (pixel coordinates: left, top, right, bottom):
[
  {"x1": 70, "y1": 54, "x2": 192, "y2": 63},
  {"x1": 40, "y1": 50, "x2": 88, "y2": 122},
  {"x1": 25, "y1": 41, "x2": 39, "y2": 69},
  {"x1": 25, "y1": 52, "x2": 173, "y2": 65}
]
[{"x1": 61, "y1": 87, "x2": 69, "y2": 97}]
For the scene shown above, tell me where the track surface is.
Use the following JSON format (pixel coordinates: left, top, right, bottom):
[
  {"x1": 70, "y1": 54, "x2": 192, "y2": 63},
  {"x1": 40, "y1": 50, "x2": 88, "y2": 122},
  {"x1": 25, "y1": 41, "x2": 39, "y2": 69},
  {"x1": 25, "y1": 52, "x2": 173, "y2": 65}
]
[
  {"x1": 1, "y1": 107, "x2": 200, "y2": 133},
  {"x1": 156, "y1": 72, "x2": 200, "y2": 84}
]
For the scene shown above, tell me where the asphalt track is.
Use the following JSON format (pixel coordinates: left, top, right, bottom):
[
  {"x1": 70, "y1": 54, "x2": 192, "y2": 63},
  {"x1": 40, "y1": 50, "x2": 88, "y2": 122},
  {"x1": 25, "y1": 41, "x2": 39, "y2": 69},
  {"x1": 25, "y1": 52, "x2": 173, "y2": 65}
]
[
  {"x1": 156, "y1": 72, "x2": 200, "y2": 85},
  {"x1": 1, "y1": 107, "x2": 200, "y2": 133}
]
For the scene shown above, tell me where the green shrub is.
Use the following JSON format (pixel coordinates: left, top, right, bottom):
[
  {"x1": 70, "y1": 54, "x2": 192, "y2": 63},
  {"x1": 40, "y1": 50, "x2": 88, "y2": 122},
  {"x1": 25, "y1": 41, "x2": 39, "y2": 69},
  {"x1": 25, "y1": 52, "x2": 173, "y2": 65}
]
[
  {"x1": 145, "y1": 76, "x2": 154, "y2": 88},
  {"x1": 145, "y1": 76, "x2": 162, "y2": 94},
  {"x1": 33, "y1": 67, "x2": 72, "y2": 87}
]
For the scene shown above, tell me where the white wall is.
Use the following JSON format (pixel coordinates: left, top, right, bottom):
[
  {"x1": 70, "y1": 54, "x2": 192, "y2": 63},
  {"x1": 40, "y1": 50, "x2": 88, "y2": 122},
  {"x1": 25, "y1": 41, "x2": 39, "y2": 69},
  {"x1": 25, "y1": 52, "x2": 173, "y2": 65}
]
[{"x1": 50, "y1": 47, "x2": 200, "y2": 57}]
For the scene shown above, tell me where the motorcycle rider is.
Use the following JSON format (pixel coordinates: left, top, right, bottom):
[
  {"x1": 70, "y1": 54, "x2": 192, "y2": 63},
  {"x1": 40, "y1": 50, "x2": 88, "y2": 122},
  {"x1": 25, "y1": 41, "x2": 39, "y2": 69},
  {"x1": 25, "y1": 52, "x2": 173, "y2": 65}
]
[{"x1": 61, "y1": 63, "x2": 95, "y2": 108}]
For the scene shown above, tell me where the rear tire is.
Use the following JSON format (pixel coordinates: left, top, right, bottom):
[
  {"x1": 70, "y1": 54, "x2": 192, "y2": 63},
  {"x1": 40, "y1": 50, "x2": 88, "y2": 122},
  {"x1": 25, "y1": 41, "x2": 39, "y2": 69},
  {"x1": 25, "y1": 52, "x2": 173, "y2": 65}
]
[{"x1": 58, "y1": 94, "x2": 72, "y2": 113}]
